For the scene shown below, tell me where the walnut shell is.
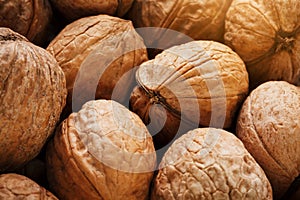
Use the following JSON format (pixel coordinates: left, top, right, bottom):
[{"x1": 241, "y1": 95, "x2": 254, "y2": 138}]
[
  {"x1": 0, "y1": 173, "x2": 58, "y2": 199},
  {"x1": 47, "y1": 14, "x2": 148, "y2": 116},
  {"x1": 50, "y1": 0, "x2": 134, "y2": 21},
  {"x1": 0, "y1": 0, "x2": 53, "y2": 46},
  {"x1": 236, "y1": 81, "x2": 300, "y2": 198},
  {"x1": 130, "y1": 40, "x2": 248, "y2": 148},
  {"x1": 225, "y1": 0, "x2": 300, "y2": 89},
  {"x1": 0, "y1": 28, "x2": 67, "y2": 172},
  {"x1": 127, "y1": 0, "x2": 233, "y2": 45},
  {"x1": 151, "y1": 128, "x2": 272, "y2": 200},
  {"x1": 46, "y1": 100, "x2": 156, "y2": 200}
]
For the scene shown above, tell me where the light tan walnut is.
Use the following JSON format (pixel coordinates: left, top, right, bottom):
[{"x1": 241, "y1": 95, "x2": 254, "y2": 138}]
[
  {"x1": 151, "y1": 128, "x2": 272, "y2": 200},
  {"x1": 0, "y1": 28, "x2": 67, "y2": 172},
  {"x1": 237, "y1": 81, "x2": 300, "y2": 199},
  {"x1": 225, "y1": 0, "x2": 300, "y2": 89},
  {"x1": 130, "y1": 40, "x2": 248, "y2": 148},
  {"x1": 47, "y1": 14, "x2": 148, "y2": 116},
  {"x1": 46, "y1": 100, "x2": 156, "y2": 200},
  {"x1": 0, "y1": 173, "x2": 58, "y2": 199}
]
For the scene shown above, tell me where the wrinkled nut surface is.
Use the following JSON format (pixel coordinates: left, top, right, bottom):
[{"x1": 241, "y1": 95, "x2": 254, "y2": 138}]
[
  {"x1": 47, "y1": 14, "x2": 148, "y2": 115},
  {"x1": 46, "y1": 100, "x2": 156, "y2": 200},
  {"x1": 151, "y1": 128, "x2": 272, "y2": 200},
  {"x1": 50, "y1": 0, "x2": 134, "y2": 20},
  {"x1": 0, "y1": 0, "x2": 52, "y2": 46},
  {"x1": 127, "y1": 0, "x2": 233, "y2": 45},
  {"x1": 225, "y1": 0, "x2": 300, "y2": 89},
  {"x1": 130, "y1": 40, "x2": 248, "y2": 148},
  {"x1": 236, "y1": 81, "x2": 300, "y2": 198},
  {"x1": 0, "y1": 28, "x2": 67, "y2": 172},
  {"x1": 0, "y1": 173, "x2": 58, "y2": 199}
]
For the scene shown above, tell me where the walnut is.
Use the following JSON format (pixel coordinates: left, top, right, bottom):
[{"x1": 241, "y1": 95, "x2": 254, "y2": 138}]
[
  {"x1": 236, "y1": 81, "x2": 300, "y2": 199},
  {"x1": 46, "y1": 100, "x2": 156, "y2": 200},
  {"x1": 151, "y1": 128, "x2": 272, "y2": 200},
  {"x1": 127, "y1": 0, "x2": 233, "y2": 46},
  {"x1": 0, "y1": 28, "x2": 67, "y2": 172},
  {"x1": 0, "y1": 173, "x2": 58, "y2": 199},
  {"x1": 225, "y1": 0, "x2": 300, "y2": 89},
  {"x1": 0, "y1": 0, "x2": 53, "y2": 46},
  {"x1": 130, "y1": 40, "x2": 248, "y2": 149},
  {"x1": 50, "y1": 0, "x2": 134, "y2": 21},
  {"x1": 47, "y1": 14, "x2": 148, "y2": 116}
]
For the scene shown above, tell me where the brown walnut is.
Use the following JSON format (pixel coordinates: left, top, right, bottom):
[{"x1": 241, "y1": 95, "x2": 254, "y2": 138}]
[
  {"x1": 237, "y1": 81, "x2": 300, "y2": 199},
  {"x1": 0, "y1": 28, "x2": 67, "y2": 172},
  {"x1": 50, "y1": 0, "x2": 134, "y2": 21},
  {"x1": 127, "y1": 0, "x2": 233, "y2": 46},
  {"x1": 225, "y1": 0, "x2": 300, "y2": 89},
  {"x1": 130, "y1": 40, "x2": 248, "y2": 149},
  {"x1": 0, "y1": 0, "x2": 53, "y2": 46},
  {"x1": 0, "y1": 173, "x2": 58, "y2": 199},
  {"x1": 46, "y1": 100, "x2": 156, "y2": 200},
  {"x1": 151, "y1": 128, "x2": 272, "y2": 200},
  {"x1": 47, "y1": 14, "x2": 148, "y2": 116}
]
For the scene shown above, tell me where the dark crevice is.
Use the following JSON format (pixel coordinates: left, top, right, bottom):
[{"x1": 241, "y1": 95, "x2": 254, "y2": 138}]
[{"x1": 280, "y1": 174, "x2": 300, "y2": 200}]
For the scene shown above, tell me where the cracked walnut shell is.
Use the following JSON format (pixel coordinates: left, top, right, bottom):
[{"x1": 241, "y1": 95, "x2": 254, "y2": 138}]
[
  {"x1": 151, "y1": 128, "x2": 272, "y2": 200},
  {"x1": 236, "y1": 81, "x2": 300, "y2": 198},
  {"x1": 0, "y1": 173, "x2": 58, "y2": 199},
  {"x1": 0, "y1": 28, "x2": 67, "y2": 172},
  {"x1": 225, "y1": 0, "x2": 300, "y2": 89},
  {"x1": 130, "y1": 40, "x2": 248, "y2": 148},
  {"x1": 46, "y1": 100, "x2": 156, "y2": 200}
]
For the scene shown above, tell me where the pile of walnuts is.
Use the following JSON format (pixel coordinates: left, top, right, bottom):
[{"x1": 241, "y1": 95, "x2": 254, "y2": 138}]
[{"x1": 0, "y1": 0, "x2": 300, "y2": 199}]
